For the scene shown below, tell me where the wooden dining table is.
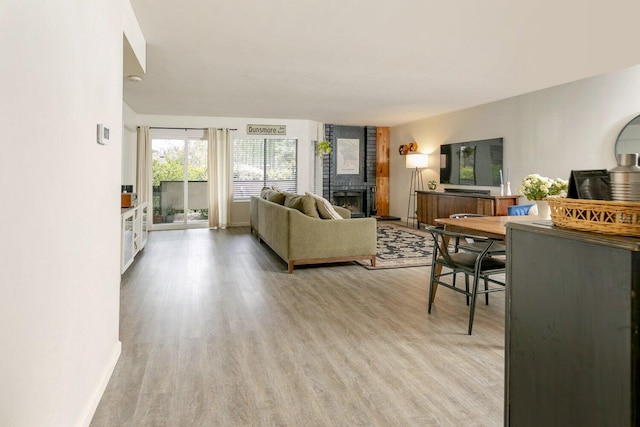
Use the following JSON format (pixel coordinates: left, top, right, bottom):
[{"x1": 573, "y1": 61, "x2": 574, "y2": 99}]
[
  {"x1": 433, "y1": 215, "x2": 540, "y2": 239},
  {"x1": 428, "y1": 215, "x2": 542, "y2": 296}
]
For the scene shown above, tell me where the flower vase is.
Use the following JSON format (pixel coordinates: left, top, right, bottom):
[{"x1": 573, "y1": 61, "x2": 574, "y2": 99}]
[{"x1": 536, "y1": 200, "x2": 551, "y2": 220}]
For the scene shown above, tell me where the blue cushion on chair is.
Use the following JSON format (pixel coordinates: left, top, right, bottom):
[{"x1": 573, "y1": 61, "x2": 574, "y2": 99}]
[{"x1": 508, "y1": 204, "x2": 534, "y2": 216}]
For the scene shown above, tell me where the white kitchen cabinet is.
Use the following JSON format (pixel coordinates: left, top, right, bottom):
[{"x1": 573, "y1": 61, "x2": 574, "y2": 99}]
[{"x1": 121, "y1": 202, "x2": 147, "y2": 274}]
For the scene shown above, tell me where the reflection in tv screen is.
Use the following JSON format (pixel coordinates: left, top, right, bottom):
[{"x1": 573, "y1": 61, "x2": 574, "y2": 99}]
[{"x1": 440, "y1": 138, "x2": 503, "y2": 187}]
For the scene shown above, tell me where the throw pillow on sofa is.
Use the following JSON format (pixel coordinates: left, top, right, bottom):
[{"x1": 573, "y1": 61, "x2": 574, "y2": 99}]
[
  {"x1": 266, "y1": 191, "x2": 286, "y2": 205},
  {"x1": 260, "y1": 188, "x2": 286, "y2": 205},
  {"x1": 284, "y1": 194, "x2": 321, "y2": 218},
  {"x1": 305, "y1": 192, "x2": 343, "y2": 220},
  {"x1": 260, "y1": 187, "x2": 272, "y2": 199}
]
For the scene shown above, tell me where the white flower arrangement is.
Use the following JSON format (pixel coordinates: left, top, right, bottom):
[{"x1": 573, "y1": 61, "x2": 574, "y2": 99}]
[{"x1": 518, "y1": 174, "x2": 568, "y2": 201}]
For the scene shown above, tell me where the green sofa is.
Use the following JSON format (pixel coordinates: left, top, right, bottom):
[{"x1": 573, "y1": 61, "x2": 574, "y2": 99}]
[{"x1": 250, "y1": 195, "x2": 377, "y2": 273}]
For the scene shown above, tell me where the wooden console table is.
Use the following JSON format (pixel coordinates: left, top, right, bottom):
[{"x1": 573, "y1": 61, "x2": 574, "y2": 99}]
[{"x1": 416, "y1": 191, "x2": 519, "y2": 226}]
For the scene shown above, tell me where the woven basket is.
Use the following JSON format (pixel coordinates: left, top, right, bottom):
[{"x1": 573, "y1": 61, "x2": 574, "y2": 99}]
[{"x1": 547, "y1": 196, "x2": 640, "y2": 236}]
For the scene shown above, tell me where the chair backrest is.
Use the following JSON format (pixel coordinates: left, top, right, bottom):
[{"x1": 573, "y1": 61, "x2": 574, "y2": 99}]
[
  {"x1": 426, "y1": 226, "x2": 457, "y2": 267},
  {"x1": 507, "y1": 204, "x2": 533, "y2": 216},
  {"x1": 425, "y1": 226, "x2": 495, "y2": 268}
]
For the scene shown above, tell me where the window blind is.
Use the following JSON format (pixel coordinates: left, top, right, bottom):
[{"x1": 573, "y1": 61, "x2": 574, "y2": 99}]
[{"x1": 233, "y1": 138, "x2": 297, "y2": 200}]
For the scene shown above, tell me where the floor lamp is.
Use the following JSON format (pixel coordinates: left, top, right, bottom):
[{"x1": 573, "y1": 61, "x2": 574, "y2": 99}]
[{"x1": 406, "y1": 153, "x2": 429, "y2": 228}]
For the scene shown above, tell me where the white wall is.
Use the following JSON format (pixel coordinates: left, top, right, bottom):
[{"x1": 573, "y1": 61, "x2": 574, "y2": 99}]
[
  {"x1": 390, "y1": 65, "x2": 640, "y2": 220},
  {"x1": 0, "y1": 1, "x2": 125, "y2": 425},
  {"x1": 122, "y1": 0, "x2": 146, "y2": 75},
  {"x1": 134, "y1": 114, "x2": 323, "y2": 226}
]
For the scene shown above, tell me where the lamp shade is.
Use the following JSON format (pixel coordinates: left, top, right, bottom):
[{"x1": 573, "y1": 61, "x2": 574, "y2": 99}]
[{"x1": 405, "y1": 153, "x2": 429, "y2": 169}]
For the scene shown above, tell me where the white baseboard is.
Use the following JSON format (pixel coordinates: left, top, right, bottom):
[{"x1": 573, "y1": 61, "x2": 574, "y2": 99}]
[{"x1": 78, "y1": 340, "x2": 122, "y2": 427}]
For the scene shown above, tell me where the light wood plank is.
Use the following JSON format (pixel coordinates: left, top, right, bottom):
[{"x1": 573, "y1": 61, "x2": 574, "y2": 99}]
[
  {"x1": 91, "y1": 226, "x2": 505, "y2": 426},
  {"x1": 376, "y1": 127, "x2": 390, "y2": 216},
  {"x1": 435, "y1": 215, "x2": 537, "y2": 239}
]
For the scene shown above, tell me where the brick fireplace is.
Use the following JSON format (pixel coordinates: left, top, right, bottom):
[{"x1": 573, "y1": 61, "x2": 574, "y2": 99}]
[{"x1": 322, "y1": 125, "x2": 377, "y2": 217}]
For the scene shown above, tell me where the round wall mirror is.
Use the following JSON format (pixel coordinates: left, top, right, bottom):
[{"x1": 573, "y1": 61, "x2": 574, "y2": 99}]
[{"x1": 615, "y1": 114, "x2": 640, "y2": 162}]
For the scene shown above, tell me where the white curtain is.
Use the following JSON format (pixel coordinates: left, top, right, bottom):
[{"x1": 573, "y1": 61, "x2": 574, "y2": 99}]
[
  {"x1": 207, "y1": 128, "x2": 232, "y2": 229},
  {"x1": 136, "y1": 126, "x2": 152, "y2": 225}
]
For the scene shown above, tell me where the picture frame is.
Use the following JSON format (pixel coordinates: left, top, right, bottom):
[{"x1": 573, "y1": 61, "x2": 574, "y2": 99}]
[
  {"x1": 567, "y1": 169, "x2": 611, "y2": 200},
  {"x1": 336, "y1": 138, "x2": 360, "y2": 175}
]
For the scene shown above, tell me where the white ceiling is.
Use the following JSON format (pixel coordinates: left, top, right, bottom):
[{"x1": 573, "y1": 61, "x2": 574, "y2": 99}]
[{"x1": 125, "y1": 0, "x2": 640, "y2": 127}]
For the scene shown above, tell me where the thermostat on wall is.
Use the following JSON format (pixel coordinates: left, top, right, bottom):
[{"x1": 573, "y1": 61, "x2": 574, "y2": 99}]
[{"x1": 97, "y1": 123, "x2": 110, "y2": 145}]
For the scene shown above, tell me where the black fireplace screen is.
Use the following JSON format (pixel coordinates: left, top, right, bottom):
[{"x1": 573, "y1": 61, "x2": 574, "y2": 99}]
[{"x1": 332, "y1": 191, "x2": 365, "y2": 216}]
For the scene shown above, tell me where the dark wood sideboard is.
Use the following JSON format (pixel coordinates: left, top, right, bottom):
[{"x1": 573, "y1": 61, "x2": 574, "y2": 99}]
[
  {"x1": 416, "y1": 191, "x2": 519, "y2": 226},
  {"x1": 505, "y1": 221, "x2": 640, "y2": 426}
]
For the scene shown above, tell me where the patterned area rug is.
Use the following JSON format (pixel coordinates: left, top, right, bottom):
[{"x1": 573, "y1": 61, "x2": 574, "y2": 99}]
[{"x1": 357, "y1": 223, "x2": 434, "y2": 270}]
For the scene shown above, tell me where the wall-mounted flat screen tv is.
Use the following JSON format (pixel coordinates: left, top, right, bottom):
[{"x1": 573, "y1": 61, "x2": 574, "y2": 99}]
[{"x1": 440, "y1": 137, "x2": 503, "y2": 186}]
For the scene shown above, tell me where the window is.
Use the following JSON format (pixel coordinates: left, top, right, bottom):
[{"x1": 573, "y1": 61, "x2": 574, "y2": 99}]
[
  {"x1": 151, "y1": 137, "x2": 209, "y2": 228},
  {"x1": 233, "y1": 138, "x2": 297, "y2": 200}
]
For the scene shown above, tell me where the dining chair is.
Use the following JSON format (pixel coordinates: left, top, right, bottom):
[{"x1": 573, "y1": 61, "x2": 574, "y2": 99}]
[
  {"x1": 447, "y1": 213, "x2": 505, "y2": 302},
  {"x1": 425, "y1": 226, "x2": 507, "y2": 335},
  {"x1": 507, "y1": 204, "x2": 534, "y2": 216},
  {"x1": 448, "y1": 214, "x2": 491, "y2": 251},
  {"x1": 448, "y1": 213, "x2": 506, "y2": 252}
]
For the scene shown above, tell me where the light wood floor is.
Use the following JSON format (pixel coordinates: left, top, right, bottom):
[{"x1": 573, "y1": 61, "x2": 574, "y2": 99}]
[{"x1": 91, "y1": 227, "x2": 505, "y2": 426}]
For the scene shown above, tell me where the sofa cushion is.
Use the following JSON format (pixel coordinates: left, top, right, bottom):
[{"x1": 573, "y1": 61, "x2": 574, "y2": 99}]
[
  {"x1": 259, "y1": 188, "x2": 286, "y2": 204},
  {"x1": 305, "y1": 192, "x2": 343, "y2": 220},
  {"x1": 260, "y1": 187, "x2": 272, "y2": 199},
  {"x1": 266, "y1": 191, "x2": 286, "y2": 205},
  {"x1": 284, "y1": 194, "x2": 320, "y2": 218}
]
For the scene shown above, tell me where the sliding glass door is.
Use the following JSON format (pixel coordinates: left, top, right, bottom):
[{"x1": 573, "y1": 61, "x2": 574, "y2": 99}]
[{"x1": 151, "y1": 138, "x2": 208, "y2": 229}]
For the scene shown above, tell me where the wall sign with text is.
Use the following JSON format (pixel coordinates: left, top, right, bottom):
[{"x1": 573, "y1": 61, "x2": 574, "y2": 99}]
[{"x1": 246, "y1": 124, "x2": 287, "y2": 135}]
